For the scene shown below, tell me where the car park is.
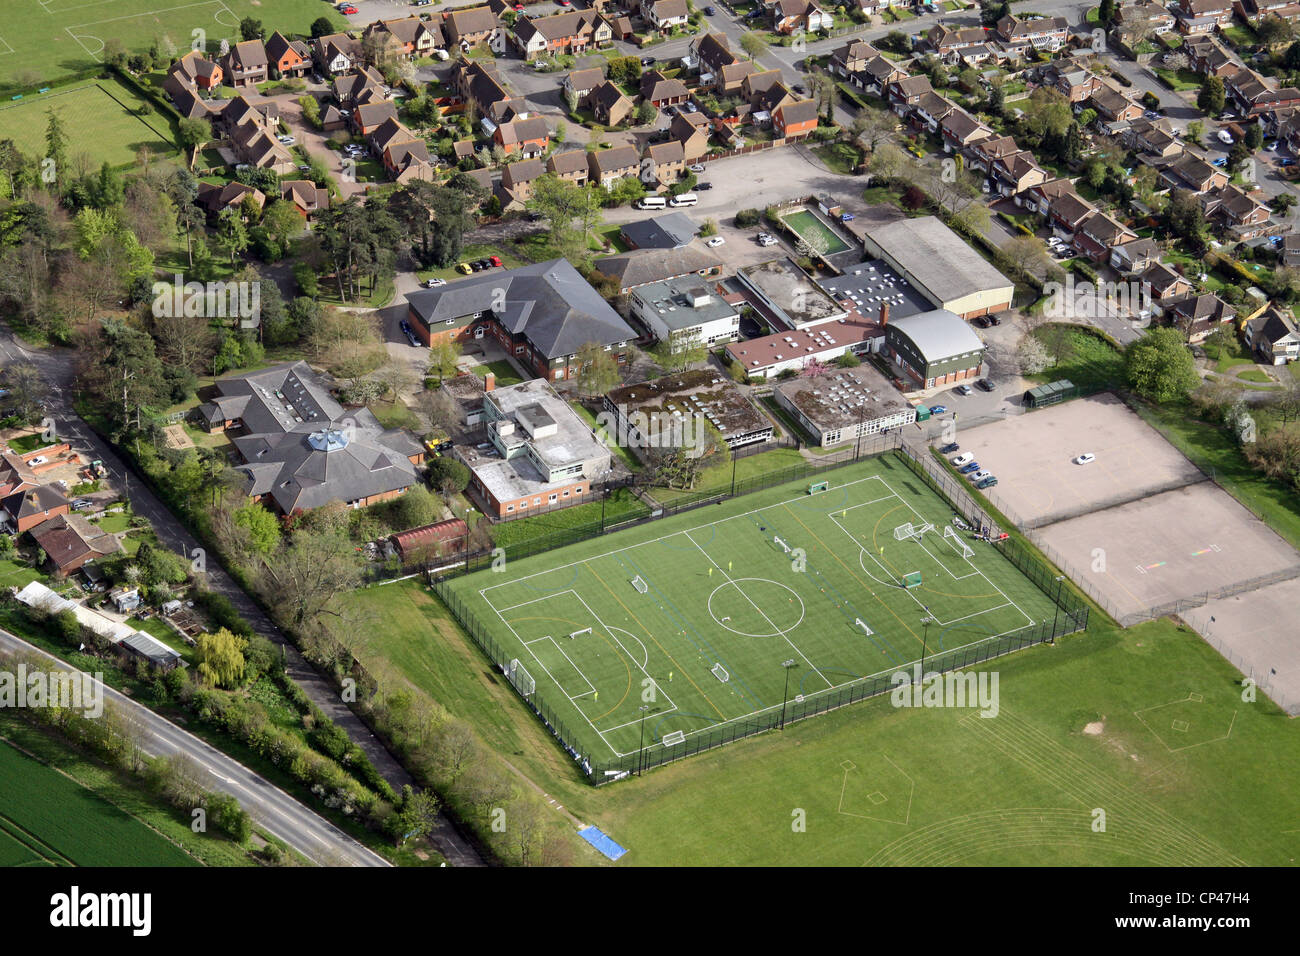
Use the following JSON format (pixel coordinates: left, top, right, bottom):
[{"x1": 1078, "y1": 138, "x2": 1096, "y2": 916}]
[
  {"x1": 976, "y1": 378, "x2": 996, "y2": 392},
  {"x1": 954, "y1": 384, "x2": 973, "y2": 396},
  {"x1": 940, "y1": 442, "x2": 959, "y2": 454},
  {"x1": 951, "y1": 452, "x2": 974, "y2": 467},
  {"x1": 929, "y1": 404, "x2": 948, "y2": 414},
  {"x1": 1074, "y1": 453, "x2": 1096, "y2": 465},
  {"x1": 968, "y1": 469, "x2": 992, "y2": 483},
  {"x1": 975, "y1": 475, "x2": 998, "y2": 489},
  {"x1": 958, "y1": 461, "x2": 982, "y2": 475}
]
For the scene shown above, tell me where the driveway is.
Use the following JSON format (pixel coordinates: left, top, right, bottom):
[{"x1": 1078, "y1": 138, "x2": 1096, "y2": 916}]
[{"x1": 268, "y1": 92, "x2": 370, "y2": 200}]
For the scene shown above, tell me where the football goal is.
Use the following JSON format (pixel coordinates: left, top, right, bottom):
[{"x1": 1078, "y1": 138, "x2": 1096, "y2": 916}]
[
  {"x1": 711, "y1": 663, "x2": 730, "y2": 683},
  {"x1": 774, "y1": 535, "x2": 791, "y2": 553},
  {"x1": 855, "y1": 618, "x2": 874, "y2": 636},
  {"x1": 807, "y1": 481, "x2": 829, "y2": 494},
  {"x1": 568, "y1": 627, "x2": 592, "y2": 639},
  {"x1": 505, "y1": 659, "x2": 535, "y2": 696},
  {"x1": 943, "y1": 525, "x2": 974, "y2": 559},
  {"x1": 893, "y1": 522, "x2": 915, "y2": 541},
  {"x1": 631, "y1": 575, "x2": 649, "y2": 594},
  {"x1": 902, "y1": 571, "x2": 923, "y2": 590}
]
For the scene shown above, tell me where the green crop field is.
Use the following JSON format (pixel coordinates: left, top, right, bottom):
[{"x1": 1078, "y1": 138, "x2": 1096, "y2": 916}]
[
  {"x1": 0, "y1": 78, "x2": 176, "y2": 167},
  {"x1": 780, "y1": 209, "x2": 851, "y2": 255},
  {"x1": 0, "y1": 737, "x2": 196, "y2": 867},
  {"x1": 0, "y1": 0, "x2": 345, "y2": 91},
  {"x1": 442, "y1": 455, "x2": 1062, "y2": 772}
]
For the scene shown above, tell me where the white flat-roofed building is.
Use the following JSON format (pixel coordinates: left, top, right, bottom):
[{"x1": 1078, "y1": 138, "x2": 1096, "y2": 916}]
[
  {"x1": 629, "y1": 277, "x2": 742, "y2": 350},
  {"x1": 773, "y1": 363, "x2": 917, "y2": 446}
]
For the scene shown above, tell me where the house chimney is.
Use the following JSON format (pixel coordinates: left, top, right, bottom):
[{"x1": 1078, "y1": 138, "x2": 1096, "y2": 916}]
[
  {"x1": 484, "y1": 371, "x2": 495, "y2": 392},
  {"x1": 879, "y1": 302, "x2": 890, "y2": 327}
]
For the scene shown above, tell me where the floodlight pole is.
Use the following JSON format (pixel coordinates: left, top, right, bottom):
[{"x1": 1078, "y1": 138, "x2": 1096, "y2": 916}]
[
  {"x1": 920, "y1": 608, "x2": 931, "y2": 674},
  {"x1": 637, "y1": 704, "x2": 651, "y2": 777},
  {"x1": 780, "y1": 659, "x2": 797, "y2": 730},
  {"x1": 1051, "y1": 575, "x2": 1064, "y2": 641},
  {"x1": 464, "y1": 508, "x2": 471, "y2": 574}
]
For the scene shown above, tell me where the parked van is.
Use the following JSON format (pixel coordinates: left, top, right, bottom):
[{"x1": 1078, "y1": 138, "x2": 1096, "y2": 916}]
[
  {"x1": 637, "y1": 196, "x2": 667, "y2": 210},
  {"x1": 669, "y1": 193, "x2": 698, "y2": 207}
]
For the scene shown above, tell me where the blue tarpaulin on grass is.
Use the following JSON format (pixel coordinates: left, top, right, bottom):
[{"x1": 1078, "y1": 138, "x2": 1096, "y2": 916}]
[{"x1": 578, "y1": 826, "x2": 627, "y2": 861}]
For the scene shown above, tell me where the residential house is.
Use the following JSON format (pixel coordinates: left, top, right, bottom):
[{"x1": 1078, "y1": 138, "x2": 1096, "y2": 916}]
[
  {"x1": 500, "y1": 157, "x2": 546, "y2": 203},
  {"x1": 939, "y1": 107, "x2": 993, "y2": 152},
  {"x1": 265, "y1": 32, "x2": 312, "y2": 78},
  {"x1": 563, "y1": 67, "x2": 605, "y2": 105},
  {"x1": 166, "y1": 50, "x2": 223, "y2": 91},
  {"x1": 1115, "y1": 1, "x2": 1177, "y2": 34},
  {"x1": 314, "y1": 33, "x2": 363, "y2": 75},
  {"x1": 547, "y1": 149, "x2": 590, "y2": 185},
  {"x1": 364, "y1": 16, "x2": 444, "y2": 60},
  {"x1": 451, "y1": 59, "x2": 526, "y2": 122},
  {"x1": 494, "y1": 115, "x2": 550, "y2": 156},
  {"x1": 716, "y1": 60, "x2": 758, "y2": 95},
  {"x1": 333, "y1": 66, "x2": 388, "y2": 109},
  {"x1": 644, "y1": 140, "x2": 686, "y2": 185},
  {"x1": 511, "y1": 10, "x2": 610, "y2": 60},
  {"x1": 1244, "y1": 306, "x2": 1300, "y2": 363},
  {"x1": 1225, "y1": 68, "x2": 1300, "y2": 117},
  {"x1": 1123, "y1": 116, "x2": 1182, "y2": 157},
  {"x1": 1283, "y1": 232, "x2": 1300, "y2": 267},
  {"x1": 1200, "y1": 183, "x2": 1272, "y2": 238},
  {"x1": 224, "y1": 39, "x2": 268, "y2": 88},
  {"x1": 231, "y1": 124, "x2": 296, "y2": 176},
  {"x1": 1159, "y1": 150, "x2": 1230, "y2": 192},
  {"x1": 353, "y1": 99, "x2": 399, "y2": 136},
  {"x1": 1139, "y1": 261, "x2": 1195, "y2": 302},
  {"x1": 588, "y1": 144, "x2": 641, "y2": 187},
  {"x1": 1169, "y1": 292, "x2": 1237, "y2": 343},
  {"x1": 964, "y1": 133, "x2": 1019, "y2": 174},
  {"x1": 1175, "y1": 0, "x2": 1235, "y2": 33},
  {"x1": 773, "y1": 98, "x2": 819, "y2": 139},
  {"x1": 640, "y1": 70, "x2": 689, "y2": 108},
  {"x1": 887, "y1": 75, "x2": 933, "y2": 117},
  {"x1": 926, "y1": 23, "x2": 989, "y2": 58},
  {"x1": 911, "y1": 91, "x2": 957, "y2": 133},
  {"x1": 692, "y1": 33, "x2": 738, "y2": 77},
  {"x1": 1109, "y1": 236, "x2": 1161, "y2": 274},
  {"x1": 28, "y1": 515, "x2": 121, "y2": 575},
  {"x1": 1186, "y1": 36, "x2": 1241, "y2": 76},
  {"x1": 1022, "y1": 177, "x2": 1080, "y2": 220},
  {"x1": 280, "y1": 180, "x2": 329, "y2": 217},
  {"x1": 369, "y1": 117, "x2": 438, "y2": 182},
  {"x1": 1072, "y1": 210, "x2": 1139, "y2": 261},
  {"x1": 991, "y1": 148, "x2": 1050, "y2": 197},
  {"x1": 770, "y1": 0, "x2": 833, "y2": 34},
  {"x1": 641, "y1": 0, "x2": 690, "y2": 33},
  {"x1": 831, "y1": 39, "x2": 877, "y2": 77},
  {"x1": 196, "y1": 181, "x2": 266, "y2": 220},
  {"x1": 670, "y1": 111, "x2": 711, "y2": 160},
  {"x1": 1, "y1": 485, "x2": 69, "y2": 534},
  {"x1": 590, "y1": 81, "x2": 634, "y2": 125},
  {"x1": 1040, "y1": 57, "x2": 1103, "y2": 103},
  {"x1": 855, "y1": 55, "x2": 907, "y2": 97},
  {"x1": 995, "y1": 14, "x2": 1068, "y2": 49},
  {"x1": 444, "y1": 6, "x2": 500, "y2": 48}
]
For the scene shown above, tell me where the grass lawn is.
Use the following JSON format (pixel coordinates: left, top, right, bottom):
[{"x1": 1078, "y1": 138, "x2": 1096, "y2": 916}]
[
  {"x1": 368, "y1": 399, "x2": 423, "y2": 433},
  {"x1": 467, "y1": 360, "x2": 524, "y2": 387},
  {"x1": 570, "y1": 402, "x2": 642, "y2": 473},
  {"x1": 444, "y1": 453, "x2": 1063, "y2": 766},
  {"x1": 1029, "y1": 325, "x2": 1125, "y2": 390},
  {"x1": 488, "y1": 490, "x2": 652, "y2": 552},
  {"x1": 132, "y1": 616, "x2": 199, "y2": 667},
  {"x1": 0, "y1": 730, "x2": 198, "y2": 866},
  {"x1": 779, "y1": 210, "x2": 852, "y2": 255},
  {"x1": 0, "y1": 557, "x2": 45, "y2": 591},
  {"x1": 0, "y1": 77, "x2": 178, "y2": 170},
  {"x1": 647, "y1": 446, "x2": 808, "y2": 505},
  {"x1": 1129, "y1": 398, "x2": 1300, "y2": 552},
  {"x1": 1236, "y1": 369, "x2": 1273, "y2": 384},
  {"x1": 814, "y1": 141, "x2": 862, "y2": 175},
  {"x1": 317, "y1": 272, "x2": 395, "y2": 309},
  {"x1": 91, "y1": 511, "x2": 133, "y2": 534},
  {"x1": 348, "y1": 537, "x2": 1298, "y2": 864},
  {"x1": 6, "y1": 433, "x2": 49, "y2": 454},
  {"x1": 1205, "y1": 335, "x2": 1255, "y2": 373},
  {"x1": 1152, "y1": 68, "x2": 1203, "y2": 92}
]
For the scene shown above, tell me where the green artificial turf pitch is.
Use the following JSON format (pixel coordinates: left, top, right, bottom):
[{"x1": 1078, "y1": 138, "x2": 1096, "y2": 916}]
[{"x1": 447, "y1": 455, "x2": 1059, "y2": 763}]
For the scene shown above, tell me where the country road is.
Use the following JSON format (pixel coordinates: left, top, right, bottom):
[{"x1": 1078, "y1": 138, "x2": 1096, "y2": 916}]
[
  {"x1": 0, "y1": 324, "x2": 490, "y2": 867},
  {"x1": 0, "y1": 628, "x2": 389, "y2": 867}
]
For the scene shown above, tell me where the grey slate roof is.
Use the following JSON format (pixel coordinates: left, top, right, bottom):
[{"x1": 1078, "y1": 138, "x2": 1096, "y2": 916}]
[
  {"x1": 621, "y1": 211, "x2": 697, "y2": 249},
  {"x1": 406, "y1": 258, "x2": 634, "y2": 358}
]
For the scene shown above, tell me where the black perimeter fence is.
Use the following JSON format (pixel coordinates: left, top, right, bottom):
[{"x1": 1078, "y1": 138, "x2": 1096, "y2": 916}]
[{"x1": 430, "y1": 436, "x2": 1090, "y2": 784}]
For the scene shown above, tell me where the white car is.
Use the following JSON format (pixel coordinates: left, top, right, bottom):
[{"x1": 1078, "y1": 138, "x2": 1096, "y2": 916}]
[
  {"x1": 706, "y1": 236, "x2": 725, "y2": 247},
  {"x1": 423, "y1": 277, "x2": 447, "y2": 288},
  {"x1": 688, "y1": 163, "x2": 705, "y2": 173},
  {"x1": 951, "y1": 452, "x2": 974, "y2": 467},
  {"x1": 968, "y1": 469, "x2": 992, "y2": 483},
  {"x1": 28, "y1": 456, "x2": 47, "y2": 466},
  {"x1": 278, "y1": 135, "x2": 295, "y2": 146},
  {"x1": 1217, "y1": 129, "x2": 1234, "y2": 144},
  {"x1": 1074, "y1": 453, "x2": 1096, "y2": 465},
  {"x1": 756, "y1": 233, "x2": 777, "y2": 246}
]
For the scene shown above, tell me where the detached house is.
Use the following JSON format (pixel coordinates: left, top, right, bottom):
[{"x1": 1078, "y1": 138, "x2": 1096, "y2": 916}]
[
  {"x1": 1169, "y1": 293, "x2": 1237, "y2": 343},
  {"x1": 670, "y1": 111, "x2": 712, "y2": 159},
  {"x1": 831, "y1": 40, "x2": 876, "y2": 77},
  {"x1": 1244, "y1": 306, "x2": 1300, "y2": 364},
  {"x1": 280, "y1": 180, "x2": 329, "y2": 218},
  {"x1": 315, "y1": 33, "x2": 363, "y2": 75},
  {"x1": 640, "y1": 70, "x2": 689, "y2": 108},
  {"x1": 494, "y1": 115, "x2": 550, "y2": 157},
  {"x1": 770, "y1": 0, "x2": 833, "y2": 33},
  {"x1": 265, "y1": 32, "x2": 312, "y2": 78},
  {"x1": 855, "y1": 55, "x2": 907, "y2": 97},
  {"x1": 1160, "y1": 151, "x2": 1230, "y2": 192},
  {"x1": 224, "y1": 39, "x2": 269, "y2": 88},
  {"x1": 1123, "y1": 116, "x2": 1181, "y2": 157},
  {"x1": 563, "y1": 67, "x2": 605, "y2": 105},
  {"x1": 995, "y1": 14, "x2": 1067, "y2": 49},
  {"x1": 167, "y1": 50, "x2": 223, "y2": 91},
  {"x1": 991, "y1": 148, "x2": 1049, "y2": 197},
  {"x1": 444, "y1": 6, "x2": 500, "y2": 48},
  {"x1": 926, "y1": 23, "x2": 988, "y2": 57},
  {"x1": 641, "y1": 0, "x2": 690, "y2": 33},
  {"x1": 774, "y1": 99, "x2": 819, "y2": 138},
  {"x1": 1072, "y1": 210, "x2": 1138, "y2": 262},
  {"x1": 1089, "y1": 84, "x2": 1144, "y2": 129},
  {"x1": 911, "y1": 91, "x2": 957, "y2": 133},
  {"x1": 500, "y1": 157, "x2": 546, "y2": 204},
  {"x1": 364, "y1": 17, "x2": 444, "y2": 60},
  {"x1": 1139, "y1": 261, "x2": 1195, "y2": 302},
  {"x1": 590, "y1": 81, "x2": 634, "y2": 126},
  {"x1": 692, "y1": 33, "x2": 738, "y2": 77},
  {"x1": 1109, "y1": 236, "x2": 1161, "y2": 274}
]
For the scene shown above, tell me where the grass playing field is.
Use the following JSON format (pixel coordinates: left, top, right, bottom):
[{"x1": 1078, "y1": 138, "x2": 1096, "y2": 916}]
[
  {"x1": 0, "y1": 736, "x2": 197, "y2": 867},
  {"x1": 444, "y1": 454, "x2": 1061, "y2": 768},
  {"x1": 780, "y1": 209, "x2": 852, "y2": 255},
  {"x1": 0, "y1": 0, "x2": 345, "y2": 91},
  {"x1": 0, "y1": 77, "x2": 177, "y2": 168}
]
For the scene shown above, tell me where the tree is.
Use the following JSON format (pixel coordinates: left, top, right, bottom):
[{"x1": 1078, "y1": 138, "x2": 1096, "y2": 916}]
[
  {"x1": 1098, "y1": 0, "x2": 1116, "y2": 25},
  {"x1": 1286, "y1": 40, "x2": 1300, "y2": 71},
  {"x1": 44, "y1": 109, "x2": 68, "y2": 193},
  {"x1": 232, "y1": 501, "x2": 281, "y2": 556},
  {"x1": 195, "y1": 628, "x2": 248, "y2": 688},
  {"x1": 635, "y1": 101, "x2": 657, "y2": 126},
  {"x1": 650, "y1": 332, "x2": 706, "y2": 372},
  {"x1": 299, "y1": 95, "x2": 322, "y2": 130},
  {"x1": 177, "y1": 118, "x2": 211, "y2": 151},
  {"x1": 1003, "y1": 235, "x2": 1051, "y2": 280},
  {"x1": 1197, "y1": 76, "x2": 1225, "y2": 116},
  {"x1": 1257, "y1": 14, "x2": 1294, "y2": 48},
  {"x1": 311, "y1": 17, "x2": 334, "y2": 38},
  {"x1": 390, "y1": 785, "x2": 441, "y2": 846},
  {"x1": 389, "y1": 485, "x2": 441, "y2": 530},
  {"x1": 427, "y1": 456, "x2": 470, "y2": 496},
  {"x1": 239, "y1": 17, "x2": 264, "y2": 41},
  {"x1": 574, "y1": 342, "x2": 620, "y2": 396},
  {"x1": 429, "y1": 337, "x2": 462, "y2": 384},
  {"x1": 1016, "y1": 334, "x2": 1052, "y2": 374},
  {"x1": 1125, "y1": 327, "x2": 1199, "y2": 402},
  {"x1": 260, "y1": 528, "x2": 362, "y2": 630},
  {"x1": 1245, "y1": 123, "x2": 1263, "y2": 151},
  {"x1": 740, "y1": 31, "x2": 767, "y2": 59}
]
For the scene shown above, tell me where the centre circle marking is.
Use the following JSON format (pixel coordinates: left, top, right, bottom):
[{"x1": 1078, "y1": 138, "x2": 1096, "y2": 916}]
[{"x1": 707, "y1": 578, "x2": 806, "y2": 637}]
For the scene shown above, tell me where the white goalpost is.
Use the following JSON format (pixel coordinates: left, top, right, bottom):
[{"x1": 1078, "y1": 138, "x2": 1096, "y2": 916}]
[
  {"x1": 854, "y1": 618, "x2": 874, "y2": 636},
  {"x1": 568, "y1": 627, "x2": 592, "y2": 639},
  {"x1": 711, "y1": 663, "x2": 730, "y2": 683},
  {"x1": 505, "y1": 659, "x2": 535, "y2": 696},
  {"x1": 774, "y1": 535, "x2": 791, "y2": 553},
  {"x1": 630, "y1": 575, "x2": 649, "y2": 594},
  {"x1": 944, "y1": 524, "x2": 974, "y2": 559},
  {"x1": 893, "y1": 522, "x2": 915, "y2": 541}
]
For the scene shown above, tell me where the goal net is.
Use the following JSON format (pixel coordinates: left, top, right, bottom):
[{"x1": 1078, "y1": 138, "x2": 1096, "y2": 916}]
[
  {"x1": 807, "y1": 481, "x2": 829, "y2": 494},
  {"x1": 893, "y1": 522, "x2": 915, "y2": 541},
  {"x1": 902, "y1": 571, "x2": 922, "y2": 590},
  {"x1": 630, "y1": 575, "x2": 649, "y2": 594},
  {"x1": 711, "y1": 663, "x2": 730, "y2": 683},
  {"x1": 505, "y1": 658, "x2": 535, "y2": 696},
  {"x1": 944, "y1": 524, "x2": 974, "y2": 559}
]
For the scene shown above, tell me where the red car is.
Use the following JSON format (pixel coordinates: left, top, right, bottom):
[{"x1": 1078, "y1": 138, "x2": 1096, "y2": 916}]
[
  {"x1": 513, "y1": 2, "x2": 525, "y2": 8},
  {"x1": 340, "y1": 4, "x2": 357, "y2": 13},
  {"x1": 489, "y1": 255, "x2": 503, "y2": 267}
]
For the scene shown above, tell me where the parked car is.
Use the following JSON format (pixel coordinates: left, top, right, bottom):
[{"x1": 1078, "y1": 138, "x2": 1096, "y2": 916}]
[
  {"x1": 423, "y1": 277, "x2": 446, "y2": 287},
  {"x1": 473, "y1": 258, "x2": 492, "y2": 270},
  {"x1": 958, "y1": 461, "x2": 982, "y2": 475},
  {"x1": 1217, "y1": 129, "x2": 1234, "y2": 144},
  {"x1": 951, "y1": 452, "x2": 974, "y2": 467},
  {"x1": 1281, "y1": 158, "x2": 1297, "y2": 167},
  {"x1": 470, "y1": 260, "x2": 486, "y2": 271},
  {"x1": 456, "y1": 262, "x2": 472, "y2": 274},
  {"x1": 954, "y1": 383, "x2": 973, "y2": 396},
  {"x1": 967, "y1": 469, "x2": 992, "y2": 483},
  {"x1": 1212, "y1": 157, "x2": 1228, "y2": 168},
  {"x1": 706, "y1": 236, "x2": 725, "y2": 247},
  {"x1": 339, "y1": 3, "x2": 357, "y2": 12},
  {"x1": 929, "y1": 404, "x2": 948, "y2": 414},
  {"x1": 489, "y1": 255, "x2": 503, "y2": 266},
  {"x1": 641, "y1": 56, "x2": 656, "y2": 66},
  {"x1": 697, "y1": 182, "x2": 712, "y2": 190},
  {"x1": 975, "y1": 475, "x2": 998, "y2": 489},
  {"x1": 1074, "y1": 453, "x2": 1096, "y2": 465},
  {"x1": 703, "y1": 4, "x2": 716, "y2": 13},
  {"x1": 987, "y1": 314, "x2": 1001, "y2": 326},
  {"x1": 975, "y1": 378, "x2": 996, "y2": 392},
  {"x1": 973, "y1": 315, "x2": 991, "y2": 328},
  {"x1": 277, "y1": 135, "x2": 295, "y2": 146},
  {"x1": 688, "y1": 163, "x2": 705, "y2": 173},
  {"x1": 757, "y1": 233, "x2": 777, "y2": 246},
  {"x1": 28, "y1": 456, "x2": 46, "y2": 466},
  {"x1": 840, "y1": 212, "x2": 854, "y2": 222},
  {"x1": 399, "y1": 320, "x2": 420, "y2": 347},
  {"x1": 72, "y1": 498, "x2": 94, "y2": 510},
  {"x1": 940, "y1": 442, "x2": 960, "y2": 454}
]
